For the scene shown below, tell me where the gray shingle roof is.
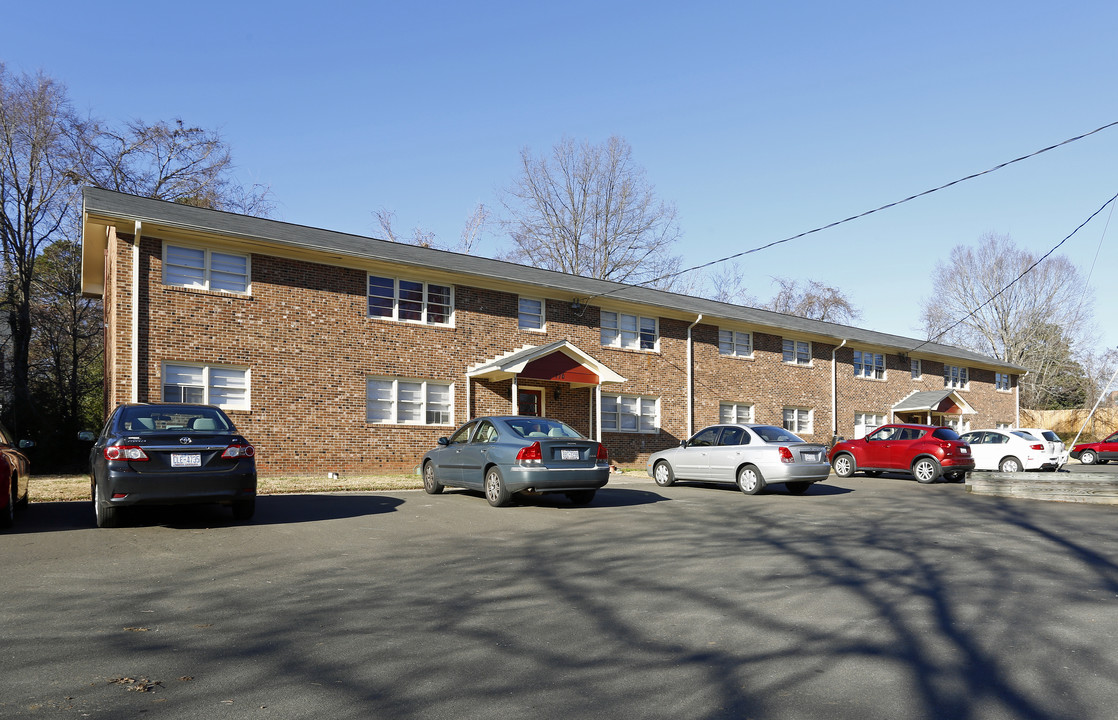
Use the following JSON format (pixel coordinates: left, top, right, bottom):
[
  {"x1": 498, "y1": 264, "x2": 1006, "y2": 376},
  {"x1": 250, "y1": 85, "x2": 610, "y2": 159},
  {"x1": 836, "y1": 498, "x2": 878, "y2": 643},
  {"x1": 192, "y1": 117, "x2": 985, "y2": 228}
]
[{"x1": 82, "y1": 187, "x2": 1026, "y2": 373}]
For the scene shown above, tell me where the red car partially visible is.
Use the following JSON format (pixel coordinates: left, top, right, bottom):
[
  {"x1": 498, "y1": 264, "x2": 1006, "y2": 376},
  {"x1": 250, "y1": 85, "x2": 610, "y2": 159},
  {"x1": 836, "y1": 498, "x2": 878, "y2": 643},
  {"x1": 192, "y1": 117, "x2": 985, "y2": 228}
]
[
  {"x1": 0, "y1": 422, "x2": 33, "y2": 529},
  {"x1": 828, "y1": 423, "x2": 974, "y2": 484},
  {"x1": 1070, "y1": 431, "x2": 1118, "y2": 466}
]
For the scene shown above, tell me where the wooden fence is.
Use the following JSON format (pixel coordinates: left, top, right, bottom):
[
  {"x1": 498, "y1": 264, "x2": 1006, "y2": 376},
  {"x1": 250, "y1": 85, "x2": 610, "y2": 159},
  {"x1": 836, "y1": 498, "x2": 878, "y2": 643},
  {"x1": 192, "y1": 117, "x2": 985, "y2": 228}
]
[{"x1": 1019, "y1": 408, "x2": 1118, "y2": 443}]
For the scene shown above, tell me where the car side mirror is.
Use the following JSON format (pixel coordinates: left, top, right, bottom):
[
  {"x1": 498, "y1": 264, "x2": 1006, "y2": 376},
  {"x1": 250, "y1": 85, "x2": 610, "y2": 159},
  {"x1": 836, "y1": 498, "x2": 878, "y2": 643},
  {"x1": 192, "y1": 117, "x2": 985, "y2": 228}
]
[
  {"x1": 437, "y1": 437, "x2": 450, "y2": 446},
  {"x1": 18, "y1": 439, "x2": 35, "y2": 449},
  {"x1": 77, "y1": 431, "x2": 96, "y2": 442},
  {"x1": 679, "y1": 440, "x2": 688, "y2": 448}
]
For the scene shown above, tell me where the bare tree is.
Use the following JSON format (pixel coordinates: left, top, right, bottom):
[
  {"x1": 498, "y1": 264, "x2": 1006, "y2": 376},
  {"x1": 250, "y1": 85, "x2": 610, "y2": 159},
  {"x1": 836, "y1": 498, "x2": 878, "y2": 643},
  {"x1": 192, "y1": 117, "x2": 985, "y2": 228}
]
[
  {"x1": 375, "y1": 203, "x2": 489, "y2": 254},
  {"x1": 766, "y1": 277, "x2": 861, "y2": 323},
  {"x1": 500, "y1": 136, "x2": 683, "y2": 287},
  {"x1": 74, "y1": 117, "x2": 273, "y2": 216},
  {"x1": 700, "y1": 261, "x2": 759, "y2": 306},
  {"x1": 458, "y1": 203, "x2": 490, "y2": 255},
  {"x1": 920, "y1": 232, "x2": 1094, "y2": 408}
]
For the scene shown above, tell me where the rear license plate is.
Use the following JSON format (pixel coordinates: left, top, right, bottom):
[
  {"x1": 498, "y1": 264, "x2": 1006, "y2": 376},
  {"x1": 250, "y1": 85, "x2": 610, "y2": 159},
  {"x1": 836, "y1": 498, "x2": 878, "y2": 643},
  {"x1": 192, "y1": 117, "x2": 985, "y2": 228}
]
[
  {"x1": 171, "y1": 453, "x2": 201, "y2": 468},
  {"x1": 960, "y1": 447, "x2": 969, "y2": 455},
  {"x1": 803, "y1": 452, "x2": 819, "y2": 462},
  {"x1": 560, "y1": 449, "x2": 580, "y2": 461}
]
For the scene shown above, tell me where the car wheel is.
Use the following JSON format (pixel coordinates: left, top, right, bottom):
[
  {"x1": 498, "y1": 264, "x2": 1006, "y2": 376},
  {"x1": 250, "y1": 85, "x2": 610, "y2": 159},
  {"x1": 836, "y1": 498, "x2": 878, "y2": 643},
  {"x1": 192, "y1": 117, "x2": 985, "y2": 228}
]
[
  {"x1": 422, "y1": 462, "x2": 444, "y2": 494},
  {"x1": 832, "y1": 453, "x2": 856, "y2": 478},
  {"x1": 93, "y1": 481, "x2": 118, "y2": 528},
  {"x1": 653, "y1": 461, "x2": 675, "y2": 487},
  {"x1": 998, "y1": 456, "x2": 1022, "y2": 473},
  {"x1": 737, "y1": 465, "x2": 765, "y2": 495},
  {"x1": 0, "y1": 480, "x2": 14, "y2": 529},
  {"x1": 913, "y1": 458, "x2": 941, "y2": 484},
  {"x1": 785, "y1": 481, "x2": 812, "y2": 495},
  {"x1": 484, "y1": 466, "x2": 511, "y2": 507},
  {"x1": 232, "y1": 498, "x2": 255, "y2": 521},
  {"x1": 566, "y1": 490, "x2": 597, "y2": 505},
  {"x1": 1080, "y1": 450, "x2": 1097, "y2": 465}
]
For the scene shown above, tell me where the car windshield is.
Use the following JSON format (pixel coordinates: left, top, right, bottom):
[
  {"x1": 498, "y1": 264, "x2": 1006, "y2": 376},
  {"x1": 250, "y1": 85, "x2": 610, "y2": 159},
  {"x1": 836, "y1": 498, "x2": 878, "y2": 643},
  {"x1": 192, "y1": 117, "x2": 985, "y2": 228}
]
[
  {"x1": 119, "y1": 405, "x2": 234, "y2": 433},
  {"x1": 752, "y1": 425, "x2": 804, "y2": 443},
  {"x1": 932, "y1": 428, "x2": 963, "y2": 441},
  {"x1": 505, "y1": 418, "x2": 583, "y2": 439}
]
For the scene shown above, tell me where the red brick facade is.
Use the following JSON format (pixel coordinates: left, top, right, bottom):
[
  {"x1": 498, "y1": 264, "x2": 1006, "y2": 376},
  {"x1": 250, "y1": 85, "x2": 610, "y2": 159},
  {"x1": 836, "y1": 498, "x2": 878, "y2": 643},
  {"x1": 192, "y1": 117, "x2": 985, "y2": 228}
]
[{"x1": 95, "y1": 216, "x2": 1019, "y2": 476}]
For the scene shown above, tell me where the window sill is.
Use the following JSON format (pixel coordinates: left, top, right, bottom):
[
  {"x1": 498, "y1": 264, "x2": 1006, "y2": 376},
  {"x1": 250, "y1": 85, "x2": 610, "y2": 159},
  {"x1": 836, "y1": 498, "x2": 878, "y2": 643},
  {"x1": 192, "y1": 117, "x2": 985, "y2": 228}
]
[
  {"x1": 600, "y1": 345, "x2": 661, "y2": 356},
  {"x1": 164, "y1": 284, "x2": 253, "y2": 300}
]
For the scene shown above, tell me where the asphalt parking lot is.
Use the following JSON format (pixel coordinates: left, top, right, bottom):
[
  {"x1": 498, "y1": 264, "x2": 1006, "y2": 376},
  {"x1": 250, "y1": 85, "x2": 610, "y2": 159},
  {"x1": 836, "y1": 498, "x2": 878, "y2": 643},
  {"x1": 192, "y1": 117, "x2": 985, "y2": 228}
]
[{"x1": 2, "y1": 469, "x2": 1117, "y2": 720}]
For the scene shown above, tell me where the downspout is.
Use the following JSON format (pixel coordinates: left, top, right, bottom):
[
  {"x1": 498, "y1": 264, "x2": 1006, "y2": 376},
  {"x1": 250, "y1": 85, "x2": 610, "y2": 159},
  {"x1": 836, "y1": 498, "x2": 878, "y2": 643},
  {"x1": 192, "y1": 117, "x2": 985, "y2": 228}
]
[
  {"x1": 686, "y1": 314, "x2": 703, "y2": 438},
  {"x1": 1015, "y1": 370, "x2": 1028, "y2": 427},
  {"x1": 131, "y1": 221, "x2": 142, "y2": 403},
  {"x1": 831, "y1": 339, "x2": 847, "y2": 442}
]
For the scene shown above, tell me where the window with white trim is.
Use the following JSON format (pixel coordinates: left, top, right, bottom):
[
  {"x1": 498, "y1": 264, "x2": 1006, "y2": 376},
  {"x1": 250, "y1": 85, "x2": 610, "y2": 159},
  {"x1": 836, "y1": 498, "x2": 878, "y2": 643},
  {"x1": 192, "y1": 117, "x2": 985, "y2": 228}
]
[
  {"x1": 601, "y1": 394, "x2": 658, "y2": 433},
  {"x1": 162, "y1": 363, "x2": 249, "y2": 410},
  {"x1": 782, "y1": 407, "x2": 813, "y2": 434},
  {"x1": 995, "y1": 372, "x2": 1011, "y2": 391},
  {"x1": 943, "y1": 416, "x2": 970, "y2": 433},
  {"x1": 853, "y1": 350, "x2": 885, "y2": 379},
  {"x1": 995, "y1": 421, "x2": 1010, "y2": 430},
  {"x1": 366, "y1": 377, "x2": 453, "y2": 425},
  {"x1": 367, "y1": 275, "x2": 453, "y2": 325},
  {"x1": 782, "y1": 338, "x2": 811, "y2": 366},
  {"x1": 518, "y1": 297, "x2": 545, "y2": 331},
  {"x1": 911, "y1": 358, "x2": 922, "y2": 379},
  {"x1": 854, "y1": 412, "x2": 886, "y2": 439},
  {"x1": 719, "y1": 402, "x2": 754, "y2": 424},
  {"x1": 601, "y1": 311, "x2": 658, "y2": 351},
  {"x1": 944, "y1": 365, "x2": 969, "y2": 389},
  {"x1": 164, "y1": 244, "x2": 250, "y2": 293},
  {"x1": 718, "y1": 329, "x2": 752, "y2": 358}
]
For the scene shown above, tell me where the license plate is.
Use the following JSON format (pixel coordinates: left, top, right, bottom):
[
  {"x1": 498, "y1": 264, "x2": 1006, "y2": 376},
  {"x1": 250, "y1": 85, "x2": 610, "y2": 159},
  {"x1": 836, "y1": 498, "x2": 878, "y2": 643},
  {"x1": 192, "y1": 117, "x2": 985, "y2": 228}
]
[
  {"x1": 803, "y1": 453, "x2": 819, "y2": 462},
  {"x1": 560, "y1": 449, "x2": 579, "y2": 460},
  {"x1": 171, "y1": 453, "x2": 201, "y2": 468},
  {"x1": 960, "y1": 447, "x2": 969, "y2": 455}
]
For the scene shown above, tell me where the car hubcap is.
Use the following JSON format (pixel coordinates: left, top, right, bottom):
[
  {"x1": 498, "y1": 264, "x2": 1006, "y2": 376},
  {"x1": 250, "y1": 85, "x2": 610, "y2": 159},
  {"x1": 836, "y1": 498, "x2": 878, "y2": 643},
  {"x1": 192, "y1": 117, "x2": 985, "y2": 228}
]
[
  {"x1": 486, "y1": 474, "x2": 499, "y2": 500},
  {"x1": 836, "y1": 457, "x2": 850, "y2": 475},
  {"x1": 655, "y1": 465, "x2": 667, "y2": 483},
  {"x1": 916, "y1": 463, "x2": 932, "y2": 481},
  {"x1": 1003, "y1": 460, "x2": 1019, "y2": 472},
  {"x1": 741, "y1": 472, "x2": 756, "y2": 491}
]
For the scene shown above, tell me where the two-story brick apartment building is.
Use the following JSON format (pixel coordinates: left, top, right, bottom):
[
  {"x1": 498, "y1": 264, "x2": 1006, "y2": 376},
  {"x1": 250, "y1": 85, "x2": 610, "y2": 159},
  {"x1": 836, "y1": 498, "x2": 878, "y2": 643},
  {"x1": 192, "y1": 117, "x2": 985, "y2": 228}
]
[{"x1": 79, "y1": 188, "x2": 1025, "y2": 474}]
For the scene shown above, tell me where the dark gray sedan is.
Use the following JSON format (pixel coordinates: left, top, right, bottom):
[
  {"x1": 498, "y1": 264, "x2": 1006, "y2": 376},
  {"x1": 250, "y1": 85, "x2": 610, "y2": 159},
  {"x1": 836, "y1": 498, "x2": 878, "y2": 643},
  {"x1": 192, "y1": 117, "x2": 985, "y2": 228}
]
[
  {"x1": 420, "y1": 416, "x2": 610, "y2": 507},
  {"x1": 647, "y1": 424, "x2": 831, "y2": 495}
]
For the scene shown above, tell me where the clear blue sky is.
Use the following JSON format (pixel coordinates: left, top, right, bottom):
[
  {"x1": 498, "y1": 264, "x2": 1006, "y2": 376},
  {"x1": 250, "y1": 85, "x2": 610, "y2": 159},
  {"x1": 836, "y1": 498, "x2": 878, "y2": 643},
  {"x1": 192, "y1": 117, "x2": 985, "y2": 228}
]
[{"x1": 7, "y1": 1, "x2": 1118, "y2": 356}]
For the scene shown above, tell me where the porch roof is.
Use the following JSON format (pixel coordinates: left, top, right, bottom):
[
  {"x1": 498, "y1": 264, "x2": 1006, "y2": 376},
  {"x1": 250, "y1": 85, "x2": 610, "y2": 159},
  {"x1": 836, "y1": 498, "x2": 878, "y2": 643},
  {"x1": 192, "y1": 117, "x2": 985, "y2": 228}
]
[{"x1": 466, "y1": 340, "x2": 626, "y2": 387}]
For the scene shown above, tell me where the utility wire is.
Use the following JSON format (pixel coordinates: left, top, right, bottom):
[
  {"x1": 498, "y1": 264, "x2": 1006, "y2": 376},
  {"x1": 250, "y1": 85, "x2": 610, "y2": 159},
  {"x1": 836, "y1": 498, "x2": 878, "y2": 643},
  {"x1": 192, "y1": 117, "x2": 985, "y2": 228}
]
[{"x1": 579, "y1": 119, "x2": 1118, "y2": 307}]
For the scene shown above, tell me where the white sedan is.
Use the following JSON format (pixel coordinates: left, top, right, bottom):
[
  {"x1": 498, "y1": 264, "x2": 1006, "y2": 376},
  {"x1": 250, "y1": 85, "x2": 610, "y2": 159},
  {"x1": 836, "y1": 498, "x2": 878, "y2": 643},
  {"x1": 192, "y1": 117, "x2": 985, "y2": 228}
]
[{"x1": 959, "y1": 429, "x2": 1050, "y2": 472}]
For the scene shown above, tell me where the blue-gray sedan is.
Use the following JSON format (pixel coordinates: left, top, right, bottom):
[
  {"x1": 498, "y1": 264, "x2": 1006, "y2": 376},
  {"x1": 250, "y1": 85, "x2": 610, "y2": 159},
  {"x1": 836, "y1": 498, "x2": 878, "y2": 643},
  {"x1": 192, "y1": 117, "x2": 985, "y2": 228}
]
[
  {"x1": 647, "y1": 424, "x2": 831, "y2": 495},
  {"x1": 420, "y1": 416, "x2": 610, "y2": 507}
]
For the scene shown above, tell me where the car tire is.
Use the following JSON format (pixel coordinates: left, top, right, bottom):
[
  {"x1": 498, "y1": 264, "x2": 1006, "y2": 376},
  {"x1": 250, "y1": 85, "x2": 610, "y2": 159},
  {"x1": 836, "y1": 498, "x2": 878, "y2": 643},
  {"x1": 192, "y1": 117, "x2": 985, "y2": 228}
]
[
  {"x1": 1, "y1": 480, "x2": 14, "y2": 529},
  {"x1": 832, "y1": 453, "x2": 856, "y2": 478},
  {"x1": 737, "y1": 465, "x2": 765, "y2": 495},
  {"x1": 653, "y1": 461, "x2": 675, "y2": 487},
  {"x1": 422, "y1": 462, "x2": 444, "y2": 494},
  {"x1": 785, "y1": 481, "x2": 812, "y2": 495},
  {"x1": 232, "y1": 498, "x2": 255, "y2": 521},
  {"x1": 1080, "y1": 450, "x2": 1097, "y2": 465},
  {"x1": 913, "y1": 458, "x2": 941, "y2": 484},
  {"x1": 999, "y1": 456, "x2": 1022, "y2": 473},
  {"x1": 485, "y1": 466, "x2": 511, "y2": 507},
  {"x1": 566, "y1": 490, "x2": 596, "y2": 505},
  {"x1": 93, "y1": 481, "x2": 118, "y2": 528}
]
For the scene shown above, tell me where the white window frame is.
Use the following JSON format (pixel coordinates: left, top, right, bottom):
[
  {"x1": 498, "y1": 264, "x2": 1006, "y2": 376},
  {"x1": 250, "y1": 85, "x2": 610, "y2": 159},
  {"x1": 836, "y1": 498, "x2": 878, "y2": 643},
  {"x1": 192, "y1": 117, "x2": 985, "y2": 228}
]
[
  {"x1": 163, "y1": 243, "x2": 250, "y2": 294},
  {"x1": 995, "y1": 421, "x2": 1010, "y2": 430},
  {"x1": 162, "y1": 362, "x2": 250, "y2": 410},
  {"x1": 782, "y1": 338, "x2": 811, "y2": 366},
  {"x1": 944, "y1": 416, "x2": 971, "y2": 433},
  {"x1": 853, "y1": 350, "x2": 885, "y2": 380},
  {"x1": 782, "y1": 407, "x2": 813, "y2": 434},
  {"x1": 366, "y1": 377, "x2": 454, "y2": 425},
  {"x1": 944, "y1": 365, "x2": 969, "y2": 390},
  {"x1": 719, "y1": 402, "x2": 754, "y2": 424},
  {"x1": 600, "y1": 310, "x2": 658, "y2": 351},
  {"x1": 995, "y1": 372, "x2": 1011, "y2": 391},
  {"x1": 518, "y1": 296, "x2": 546, "y2": 332},
  {"x1": 911, "y1": 358, "x2": 922, "y2": 380},
  {"x1": 718, "y1": 329, "x2": 753, "y2": 358},
  {"x1": 601, "y1": 393, "x2": 658, "y2": 433},
  {"x1": 853, "y1": 412, "x2": 887, "y2": 439},
  {"x1": 367, "y1": 274, "x2": 454, "y2": 326}
]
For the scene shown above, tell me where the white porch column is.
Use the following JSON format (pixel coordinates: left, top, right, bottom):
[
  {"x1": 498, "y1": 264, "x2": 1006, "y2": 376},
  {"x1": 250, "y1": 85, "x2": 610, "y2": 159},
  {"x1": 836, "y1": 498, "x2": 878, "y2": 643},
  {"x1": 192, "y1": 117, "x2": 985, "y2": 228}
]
[
  {"x1": 595, "y1": 385, "x2": 602, "y2": 443},
  {"x1": 511, "y1": 375, "x2": 519, "y2": 415}
]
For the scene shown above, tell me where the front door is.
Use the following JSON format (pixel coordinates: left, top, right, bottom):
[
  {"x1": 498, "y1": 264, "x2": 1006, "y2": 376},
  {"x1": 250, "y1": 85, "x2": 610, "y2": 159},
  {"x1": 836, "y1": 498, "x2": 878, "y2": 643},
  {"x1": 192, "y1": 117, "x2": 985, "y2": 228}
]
[{"x1": 518, "y1": 389, "x2": 543, "y2": 417}]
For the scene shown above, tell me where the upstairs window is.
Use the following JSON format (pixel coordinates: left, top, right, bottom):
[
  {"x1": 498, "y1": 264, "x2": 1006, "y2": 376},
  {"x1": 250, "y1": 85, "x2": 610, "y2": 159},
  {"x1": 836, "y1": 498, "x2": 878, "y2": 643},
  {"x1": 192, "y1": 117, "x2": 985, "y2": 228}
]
[
  {"x1": 164, "y1": 244, "x2": 249, "y2": 293},
  {"x1": 995, "y1": 372, "x2": 1011, "y2": 391},
  {"x1": 719, "y1": 329, "x2": 752, "y2": 358},
  {"x1": 783, "y1": 339, "x2": 811, "y2": 366},
  {"x1": 601, "y1": 311, "x2": 657, "y2": 351},
  {"x1": 910, "y1": 358, "x2": 922, "y2": 379},
  {"x1": 518, "y1": 297, "x2": 545, "y2": 331},
  {"x1": 944, "y1": 365, "x2": 969, "y2": 389},
  {"x1": 854, "y1": 351, "x2": 885, "y2": 379},
  {"x1": 368, "y1": 275, "x2": 453, "y2": 325}
]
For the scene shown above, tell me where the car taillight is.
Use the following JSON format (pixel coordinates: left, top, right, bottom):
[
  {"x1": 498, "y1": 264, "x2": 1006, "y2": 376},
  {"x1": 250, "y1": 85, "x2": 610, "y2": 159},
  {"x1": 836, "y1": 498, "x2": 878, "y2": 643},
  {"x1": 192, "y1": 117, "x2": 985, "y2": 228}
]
[
  {"x1": 778, "y1": 446, "x2": 794, "y2": 463},
  {"x1": 222, "y1": 443, "x2": 255, "y2": 459},
  {"x1": 516, "y1": 441, "x2": 543, "y2": 465},
  {"x1": 105, "y1": 446, "x2": 149, "y2": 461},
  {"x1": 1029, "y1": 444, "x2": 1044, "y2": 451},
  {"x1": 596, "y1": 443, "x2": 609, "y2": 461}
]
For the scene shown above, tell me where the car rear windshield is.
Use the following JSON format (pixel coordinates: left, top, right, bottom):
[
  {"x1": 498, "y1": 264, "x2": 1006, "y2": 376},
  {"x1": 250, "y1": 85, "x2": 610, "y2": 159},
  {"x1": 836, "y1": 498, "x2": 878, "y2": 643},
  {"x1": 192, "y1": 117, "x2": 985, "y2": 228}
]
[
  {"x1": 506, "y1": 418, "x2": 583, "y2": 439},
  {"x1": 932, "y1": 428, "x2": 963, "y2": 441},
  {"x1": 119, "y1": 406, "x2": 235, "y2": 433},
  {"x1": 752, "y1": 425, "x2": 804, "y2": 443}
]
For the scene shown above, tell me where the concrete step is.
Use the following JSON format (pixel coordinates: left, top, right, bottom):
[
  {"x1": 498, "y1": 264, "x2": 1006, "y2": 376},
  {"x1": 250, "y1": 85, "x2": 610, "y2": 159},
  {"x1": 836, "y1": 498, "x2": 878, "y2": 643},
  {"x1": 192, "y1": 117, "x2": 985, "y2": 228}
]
[{"x1": 966, "y1": 472, "x2": 1118, "y2": 504}]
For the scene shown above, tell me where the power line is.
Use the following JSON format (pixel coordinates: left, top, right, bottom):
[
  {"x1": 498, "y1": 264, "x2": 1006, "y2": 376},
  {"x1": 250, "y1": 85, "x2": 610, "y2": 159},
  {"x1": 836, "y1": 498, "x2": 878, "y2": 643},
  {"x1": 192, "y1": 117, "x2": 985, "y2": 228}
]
[{"x1": 580, "y1": 119, "x2": 1118, "y2": 307}]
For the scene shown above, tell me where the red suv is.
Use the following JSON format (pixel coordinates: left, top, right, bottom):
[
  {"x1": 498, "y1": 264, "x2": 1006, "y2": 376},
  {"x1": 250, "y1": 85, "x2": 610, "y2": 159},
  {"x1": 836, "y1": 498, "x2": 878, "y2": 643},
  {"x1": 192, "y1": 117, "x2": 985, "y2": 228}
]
[{"x1": 829, "y1": 424, "x2": 974, "y2": 483}]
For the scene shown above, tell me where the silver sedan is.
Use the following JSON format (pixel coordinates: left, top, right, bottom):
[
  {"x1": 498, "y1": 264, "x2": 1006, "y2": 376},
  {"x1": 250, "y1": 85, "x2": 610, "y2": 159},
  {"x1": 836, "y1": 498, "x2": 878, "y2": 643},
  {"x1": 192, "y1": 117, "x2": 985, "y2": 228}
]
[{"x1": 646, "y1": 424, "x2": 831, "y2": 495}]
